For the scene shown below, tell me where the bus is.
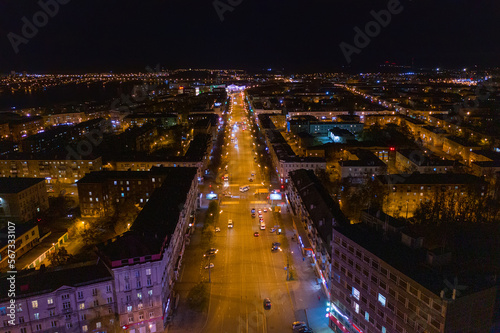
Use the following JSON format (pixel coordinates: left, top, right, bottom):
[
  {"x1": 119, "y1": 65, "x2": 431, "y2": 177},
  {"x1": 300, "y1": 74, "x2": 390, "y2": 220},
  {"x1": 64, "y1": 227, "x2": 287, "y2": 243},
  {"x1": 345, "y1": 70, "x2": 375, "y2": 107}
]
[{"x1": 239, "y1": 185, "x2": 250, "y2": 192}]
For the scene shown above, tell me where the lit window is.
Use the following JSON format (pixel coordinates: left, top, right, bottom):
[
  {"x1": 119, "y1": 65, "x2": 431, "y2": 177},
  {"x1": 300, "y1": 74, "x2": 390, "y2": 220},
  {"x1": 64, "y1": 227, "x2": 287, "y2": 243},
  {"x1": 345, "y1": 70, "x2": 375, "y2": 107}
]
[
  {"x1": 79, "y1": 303, "x2": 85, "y2": 310},
  {"x1": 352, "y1": 287, "x2": 360, "y2": 300},
  {"x1": 82, "y1": 325, "x2": 88, "y2": 332},
  {"x1": 365, "y1": 312, "x2": 369, "y2": 321},
  {"x1": 32, "y1": 300, "x2": 38, "y2": 309},
  {"x1": 378, "y1": 293, "x2": 386, "y2": 307},
  {"x1": 47, "y1": 298, "x2": 53, "y2": 305},
  {"x1": 127, "y1": 306, "x2": 132, "y2": 312}
]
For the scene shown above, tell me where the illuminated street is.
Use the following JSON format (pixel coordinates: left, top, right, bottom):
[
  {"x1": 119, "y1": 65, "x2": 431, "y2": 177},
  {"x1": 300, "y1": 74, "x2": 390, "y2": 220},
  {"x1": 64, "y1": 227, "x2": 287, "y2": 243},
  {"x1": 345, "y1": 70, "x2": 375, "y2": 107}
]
[{"x1": 202, "y1": 92, "x2": 296, "y2": 332}]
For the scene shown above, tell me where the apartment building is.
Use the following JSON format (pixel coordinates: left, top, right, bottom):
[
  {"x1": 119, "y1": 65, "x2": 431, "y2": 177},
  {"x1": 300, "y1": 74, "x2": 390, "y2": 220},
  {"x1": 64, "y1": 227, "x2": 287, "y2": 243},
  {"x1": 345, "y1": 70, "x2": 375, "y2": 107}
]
[
  {"x1": 287, "y1": 169, "x2": 349, "y2": 296},
  {"x1": 288, "y1": 119, "x2": 364, "y2": 136},
  {"x1": 395, "y1": 150, "x2": 456, "y2": 174},
  {"x1": 44, "y1": 112, "x2": 85, "y2": 126},
  {"x1": 377, "y1": 173, "x2": 487, "y2": 218},
  {"x1": 97, "y1": 167, "x2": 198, "y2": 333},
  {"x1": 264, "y1": 129, "x2": 326, "y2": 183},
  {"x1": 328, "y1": 210, "x2": 497, "y2": 333},
  {"x1": 0, "y1": 153, "x2": 102, "y2": 194},
  {"x1": 0, "y1": 260, "x2": 118, "y2": 333},
  {"x1": 77, "y1": 167, "x2": 175, "y2": 218},
  {"x1": 338, "y1": 150, "x2": 386, "y2": 181},
  {"x1": 442, "y1": 136, "x2": 481, "y2": 163},
  {"x1": 8, "y1": 116, "x2": 45, "y2": 142},
  {"x1": 20, "y1": 118, "x2": 107, "y2": 154},
  {"x1": 0, "y1": 222, "x2": 39, "y2": 271},
  {"x1": 0, "y1": 178, "x2": 48, "y2": 223},
  {"x1": 116, "y1": 124, "x2": 158, "y2": 152},
  {"x1": 123, "y1": 113, "x2": 178, "y2": 129}
]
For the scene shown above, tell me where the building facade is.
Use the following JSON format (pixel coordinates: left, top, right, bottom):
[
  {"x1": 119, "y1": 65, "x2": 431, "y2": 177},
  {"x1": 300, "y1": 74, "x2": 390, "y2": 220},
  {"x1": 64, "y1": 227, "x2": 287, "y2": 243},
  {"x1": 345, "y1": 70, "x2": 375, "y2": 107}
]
[{"x1": 0, "y1": 178, "x2": 48, "y2": 223}]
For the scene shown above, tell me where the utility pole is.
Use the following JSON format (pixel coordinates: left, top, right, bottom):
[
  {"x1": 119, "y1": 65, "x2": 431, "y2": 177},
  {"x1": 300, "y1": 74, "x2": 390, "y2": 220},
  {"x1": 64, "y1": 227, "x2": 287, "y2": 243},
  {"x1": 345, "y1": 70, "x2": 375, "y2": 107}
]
[
  {"x1": 286, "y1": 254, "x2": 290, "y2": 281},
  {"x1": 208, "y1": 258, "x2": 211, "y2": 283}
]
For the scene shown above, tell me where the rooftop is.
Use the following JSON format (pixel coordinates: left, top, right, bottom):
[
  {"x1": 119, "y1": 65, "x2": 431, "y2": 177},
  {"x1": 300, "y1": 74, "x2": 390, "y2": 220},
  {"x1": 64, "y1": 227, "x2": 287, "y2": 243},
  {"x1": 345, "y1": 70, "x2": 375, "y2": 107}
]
[
  {"x1": 97, "y1": 167, "x2": 197, "y2": 261},
  {"x1": 0, "y1": 260, "x2": 112, "y2": 301},
  {"x1": 378, "y1": 173, "x2": 484, "y2": 185},
  {"x1": 0, "y1": 177, "x2": 45, "y2": 194},
  {"x1": 334, "y1": 221, "x2": 496, "y2": 297},
  {"x1": 289, "y1": 169, "x2": 349, "y2": 248}
]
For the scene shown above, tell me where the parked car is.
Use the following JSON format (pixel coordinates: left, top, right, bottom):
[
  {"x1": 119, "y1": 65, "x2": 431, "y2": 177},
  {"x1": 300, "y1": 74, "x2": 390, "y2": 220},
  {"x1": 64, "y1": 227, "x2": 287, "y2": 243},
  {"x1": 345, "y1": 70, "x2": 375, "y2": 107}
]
[
  {"x1": 263, "y1": 298, "x2": 271, "y2": 309},
  {"x1": 296, "y1": 327, "x2": 313, "y2": 333},
  {"x1": 215, "y1": 227, "x2": 220, "y2": 232},
  {"x1": 254, "y1": 232, "x2": 259, "y2": 237},
  {"x1": 292, "y1": 322, "x2": 307, "y2": 330},
  {"x1": 204, "y1": 263, "x2": 214, "y2": 269}
]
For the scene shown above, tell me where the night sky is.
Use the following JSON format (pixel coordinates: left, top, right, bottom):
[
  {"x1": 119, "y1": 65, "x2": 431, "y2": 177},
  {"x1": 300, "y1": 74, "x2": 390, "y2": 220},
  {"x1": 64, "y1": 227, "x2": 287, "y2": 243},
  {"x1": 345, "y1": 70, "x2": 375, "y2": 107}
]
[{"x1": 0, "y1": 0, "x2": 499, "y2": 73}]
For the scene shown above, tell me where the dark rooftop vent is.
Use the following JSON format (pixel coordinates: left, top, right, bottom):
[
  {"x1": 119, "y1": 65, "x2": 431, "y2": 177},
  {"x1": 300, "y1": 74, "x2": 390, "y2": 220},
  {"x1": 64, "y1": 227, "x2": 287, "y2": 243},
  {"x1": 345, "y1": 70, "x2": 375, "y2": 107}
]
[
  {"x1": 427, "y1": 249, "x2": 452, "y2": 267},
  {"x1": 400, "y1": 231, "x2": 424, "y2": 249}
]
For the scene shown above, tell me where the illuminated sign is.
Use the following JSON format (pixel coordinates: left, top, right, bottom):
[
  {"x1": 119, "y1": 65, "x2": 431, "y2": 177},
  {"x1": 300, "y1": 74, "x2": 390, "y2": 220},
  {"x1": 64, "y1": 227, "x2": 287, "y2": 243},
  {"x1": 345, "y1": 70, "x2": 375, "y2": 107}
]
[{"x1": 270, "y1": 193, "x2": 282, "y2": 200}]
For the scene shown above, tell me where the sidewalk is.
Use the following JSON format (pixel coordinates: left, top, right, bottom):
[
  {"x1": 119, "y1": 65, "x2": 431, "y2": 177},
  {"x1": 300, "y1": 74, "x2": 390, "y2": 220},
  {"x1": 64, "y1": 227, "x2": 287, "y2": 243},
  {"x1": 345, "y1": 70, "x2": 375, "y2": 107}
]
[
  {"x1": 166, "y1": 209, "x2": 208, "y2": 333},
  {"x1": 280, "y1": 209, "x2": 332, "y2": 333}
]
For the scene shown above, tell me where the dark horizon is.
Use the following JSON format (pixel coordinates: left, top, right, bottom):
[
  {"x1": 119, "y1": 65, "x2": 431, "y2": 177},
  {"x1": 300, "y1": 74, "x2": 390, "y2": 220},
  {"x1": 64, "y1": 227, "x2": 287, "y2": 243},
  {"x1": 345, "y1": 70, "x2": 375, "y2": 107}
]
[{"x1": 1, "y1": 0, "x2": 499, "y2": 73}]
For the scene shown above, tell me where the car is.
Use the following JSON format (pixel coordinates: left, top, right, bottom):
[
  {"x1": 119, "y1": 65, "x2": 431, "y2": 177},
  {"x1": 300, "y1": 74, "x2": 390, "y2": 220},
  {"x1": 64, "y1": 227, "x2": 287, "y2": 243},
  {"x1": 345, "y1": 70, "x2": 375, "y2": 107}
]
[
  {"x1": 292, "y1": 322, "x2": 307, "y2": 330},
  {"x1": 263, "y1": 298, "x2": 271, "y2": 309},
  {"x1": 251, "y1": 213, "x2": 256, "y2": 218},
  {"x1": 251, "y1": 172, "x2": 255, "y2": 176},
  {"x1": 249, "y1": 178, "x2": 253, "y2": 182},
  {"x1": 251, "y1": 208, "x2": 255, "y2": 213},
  {"x1": 270, "y1": 228, "x2": 276, "y2": 233},
  {"x1": 204, "y1": 263, "x2": 214, "y2": 269},
  {"x1": 296, "y1": 328, "x2": 313, "y2": 333},
  {"x1": 215, "y1": 227, "x2": 220, "y2": 232},
  {"x1": 228, "y1": 219, "x2": 233, "y2": 228},
  {"x1": 203, "y1": 248, "x2": 218, "y2": 257},
  {"x1": 263, "y1": 208, "x2": 268, "y2": 212},
  {"x1": 254, "y1": 232, "x2": 259, "y2": 237},
  {"x1": 271, "y1": 245, "x2": 280, "y2": 252}
]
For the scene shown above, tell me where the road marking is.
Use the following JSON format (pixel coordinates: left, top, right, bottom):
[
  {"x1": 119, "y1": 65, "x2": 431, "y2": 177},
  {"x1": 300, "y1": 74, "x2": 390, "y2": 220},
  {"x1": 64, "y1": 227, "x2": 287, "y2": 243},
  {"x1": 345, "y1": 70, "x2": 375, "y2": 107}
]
[
  {"x1": 250, "y1": 201, "x2": 268, "y2": 204},
  {"x1": 220, "y1": 201, "x2": 240, "y2": 205}
]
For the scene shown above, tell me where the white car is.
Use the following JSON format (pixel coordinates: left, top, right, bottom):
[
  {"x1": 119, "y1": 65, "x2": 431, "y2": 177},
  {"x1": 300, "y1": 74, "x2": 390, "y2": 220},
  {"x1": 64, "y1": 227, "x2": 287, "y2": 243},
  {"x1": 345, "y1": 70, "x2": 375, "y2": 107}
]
[
  {"x1": 228, "y1": 219, "x2": 233, "y2": 228},
  {"x1": 204, "y1": 263, "x2": 214, "y2": 269}
]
